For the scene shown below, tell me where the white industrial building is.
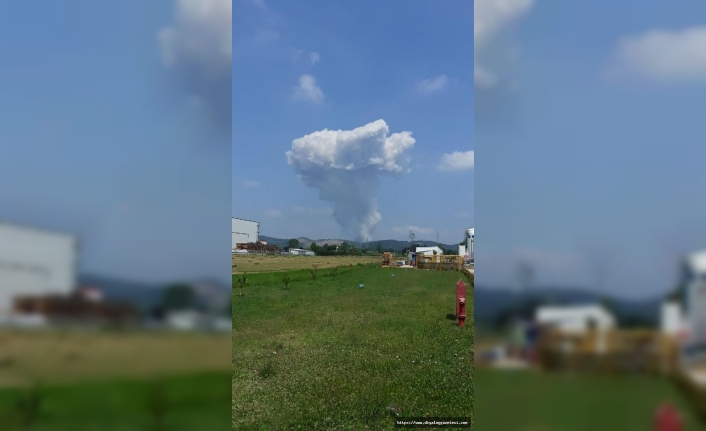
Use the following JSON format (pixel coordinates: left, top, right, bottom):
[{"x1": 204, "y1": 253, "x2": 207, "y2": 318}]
[
  {"x1": 232, "y1": 217, "x2": 259, "y2": 250},
  {"x1": 289, "y1": 248, "x2": 315, "y2": 256},
  {"x1": 673, "y1": 250, "x2": 706, "y2": 356},
  {"x1": 415, "y1": 246, "x2": 443, "y2": 256},
  {"x1": 661, "y1": 301, "x2": 684, "y2": 336},
  {"x1": 535, "y1": 304, "x2": 616, "y2": 334},
  {"x1": 0, "y1": 223, "x2": 78, "y2": 314}
]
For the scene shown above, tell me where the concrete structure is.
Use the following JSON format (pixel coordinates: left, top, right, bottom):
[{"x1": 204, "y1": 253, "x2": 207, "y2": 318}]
[
  {"x1": 232, "y1": 218, "x2": 259, "y2": 250},
  {"x1": 676, "y1": 251, "x2": 706, "y2": 355},
  {"x1": 0, "y1": 223, "x2": 78, "y2": 314},
  {"x1": 459, "y1": 245, "x2": 466, "y2": 257},
  {"x1": 535, "y1": 304, "x2": 616, "y2": 334},
  {"x1": 466, "y1": 228, "x2": 474, "y2": 261},
  {"x1": 661, "y1": 301, "x2": 684, "y2": 335},
  {"x1": 415, "y1": 246, "x2": 443, "y2": 256},
  {"x1": 289, "y1": 248, "x2": 315, "y2": 256},
  {"x1": 166, "y1": 310, "x2": 203, "y2": 331},
  {"x1": 165, "y1": 311, "x2": 232, "y2": 332}
]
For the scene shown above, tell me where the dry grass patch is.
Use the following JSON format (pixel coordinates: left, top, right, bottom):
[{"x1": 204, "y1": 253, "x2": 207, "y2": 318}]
[
  {"x1": 0, "y1": 330, "x2": 230, "y2": 387},
  {"x1": 233, "y1": 254, "x2": 381, "y2": 273}
]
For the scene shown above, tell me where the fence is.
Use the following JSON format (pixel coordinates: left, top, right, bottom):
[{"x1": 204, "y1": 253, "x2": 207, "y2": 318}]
[
  {"x1": 416, "y1": 255, "x2": 465, "y2": 271},
  {"x1": 537, "y1": 328, "x2": 679, "y2": 376}
]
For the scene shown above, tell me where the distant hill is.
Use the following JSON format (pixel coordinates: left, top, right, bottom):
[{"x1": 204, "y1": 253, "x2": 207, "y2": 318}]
[
  {"x1": 77, "y1": 274, "x2": 231, "y2": 314},
  {"x1": 474, "y1": 285, "x2": 664, "y2": 329},
  {"x1": 260, "y1": 236, "x2": 459, "y2": 252}
]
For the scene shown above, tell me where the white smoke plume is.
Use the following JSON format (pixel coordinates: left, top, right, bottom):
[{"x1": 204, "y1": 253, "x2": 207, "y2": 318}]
[
  {"x1": 286, "y1": 120, "x2": 415, "y2": 242},
  {"x1": 158, "y1": 0, "x2": 232, "y2": 132}
]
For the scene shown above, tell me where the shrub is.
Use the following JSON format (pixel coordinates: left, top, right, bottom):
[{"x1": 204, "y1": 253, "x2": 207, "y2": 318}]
[
  {"x1": 237, "y1": 272, "x2": 248, "y2": 297},
  {"x1": 15, "y1": 383, "x2": 42, "y2": 429}
]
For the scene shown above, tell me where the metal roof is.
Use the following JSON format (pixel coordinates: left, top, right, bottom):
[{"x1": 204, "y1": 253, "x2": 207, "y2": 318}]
[
  {"x1": 0, "y1": 220, "x2": 78, "y2": 241},
  {"x1": 232, "y1": 217, "x2": 260, "y2": 225}
]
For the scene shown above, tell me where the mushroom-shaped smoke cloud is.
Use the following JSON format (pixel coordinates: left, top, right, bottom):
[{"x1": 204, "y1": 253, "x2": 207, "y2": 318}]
[{"x1": 286, "y1": 120, "x2": 415, "y2": 242}]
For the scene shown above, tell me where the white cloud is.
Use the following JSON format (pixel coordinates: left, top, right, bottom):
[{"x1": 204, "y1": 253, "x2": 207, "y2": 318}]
[
  {"x1": 287, "y1": 120, "x2": 415, "y2": 241},
  {"x1": 437, "y1": 151, "x2": 474, "y2": 172},
  {"x1": 241, "y1": 180, "x2": 260, "y2": 188},
  {"x1": 287, "y1": 120, "x2": 415, "y2": 174},
  {"x1": 310, "y1": 52, "x2": 320, "y2": 65},
  {"x1": 293, "y1": 74, "x2": 325, "y2": 104},
  {"x1": 158, "y1": 0, "x2": 232, "y2": 130},
  {"x1": 605, "y1": 27, "x2": 706, "y2": 83},
  {"x1": 266, "y1": 210, "x2": 282, "y2": 218},
  {"x1": 416, "y1": 75, "x2": 448, "y2": 95},
  {"x1": 392, "y1": 226, "x2": 436, "y2": 237},
  {"x1": 474, "y1": 0, "x2": 534, "y2": 89},
  {"x1": 158, "y1": 0, "x2": 232, "y2": 74}
]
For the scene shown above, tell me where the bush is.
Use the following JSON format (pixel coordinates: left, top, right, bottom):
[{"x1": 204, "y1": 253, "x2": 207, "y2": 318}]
[
  {"x1": 237, "y1": 272, "x2": 248, "y2": 297},
  {"x1": 15, "y1": 383, "x2": 42, "y2": 429},
  {"x1": 310, "y1": 265, "x2": 318, "y2": 283}
]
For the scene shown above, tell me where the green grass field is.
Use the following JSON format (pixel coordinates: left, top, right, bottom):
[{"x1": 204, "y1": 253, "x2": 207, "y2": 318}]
[
  {"x1": 0, "y1": 371, "x2": 230, "y2": 430},
  {"x1": 0, "y1": 331, "x2": 231, "y2": 429},
  {"x1": 474, "y1": 368, "x2": 699, "y2": 430},
  {"x1": 233, "y1": 264, "x2": 473, "y2": 430}
]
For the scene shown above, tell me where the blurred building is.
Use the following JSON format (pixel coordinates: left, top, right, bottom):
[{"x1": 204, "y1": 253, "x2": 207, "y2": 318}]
[
  {"x1": 232, "y1": 218, "x2": 259, "y2": 250},
  {"x1": 415, "y1": 246, "x2": 443, "y2": 256},
  {"x1": 467, "y1": 228, "x2": 474, "y2": 262},
  {"x1": 236, "y1": 241, "x2": 280, "y2": 255},
  {"x1": 675, "y1": 251, "x2": 706, "y2": 359},
  {"x1": 165, "y1": 310, "x2": 232, "y2": 332},
  {"x1": 661, "y1": 301, "x2": 684, "y2": 336},
  {"x1": 13, "y1": 291, "x2": 139, "y2": 326},
  {"x1": 0, "y1": 222, "x2": 78, "y2": 315},
  {"x1": 288, "y1": 248, "x2": 315, "y2": 256},
  {"x1": 535, "y1": 304, "x2": 616, "y2": 334}
]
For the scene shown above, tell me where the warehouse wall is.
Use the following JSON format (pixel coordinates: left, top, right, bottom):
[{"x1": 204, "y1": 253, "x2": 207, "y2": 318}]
[
  {"x1": 0, "y1": 223, "x2": 78, "y2": 313},
  {"x1": 232, "y1": 218, "x2": 259, "y2": 249}
]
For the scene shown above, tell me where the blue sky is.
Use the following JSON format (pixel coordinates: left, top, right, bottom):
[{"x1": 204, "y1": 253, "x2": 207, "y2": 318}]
[
  {"x1": 233, "y1": 0, "x2": 474, "y2": 245},
  {"x1": 0, "y1": 1, "x2": 231, "y2": 284},
  {"x1": 476, "y1": 0, "x2": 706, "y2": 298}
]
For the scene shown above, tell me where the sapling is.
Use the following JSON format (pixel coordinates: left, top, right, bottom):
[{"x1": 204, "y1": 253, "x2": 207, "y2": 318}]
[{"x1": 237, "y1": 272, "x2": 248, "y2": 297}]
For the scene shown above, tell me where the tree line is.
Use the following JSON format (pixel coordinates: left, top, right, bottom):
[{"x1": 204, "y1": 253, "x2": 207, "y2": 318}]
[{"x1": 285, "y1": 238, "x2": 459, "y2": 256}]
